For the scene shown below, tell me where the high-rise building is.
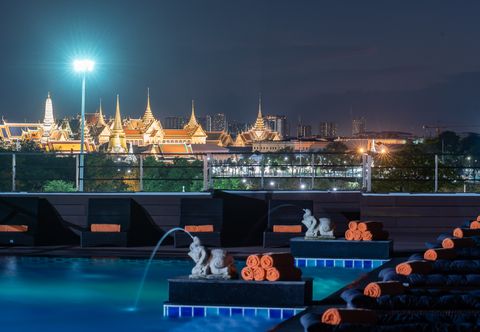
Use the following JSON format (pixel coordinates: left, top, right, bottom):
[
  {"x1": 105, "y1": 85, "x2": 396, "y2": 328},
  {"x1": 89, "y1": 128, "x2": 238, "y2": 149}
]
[
  {"x1": 297, "y1": 124, "x2": 312, "y2": 138},
  {"x1": 197, "y1": 115, "x2": 212, "y2": 132},
  {"x1": 319, "y1": 122, "x2": 338, "y2": 138},
  {"x1": 163, "y1": 116, "x2": 186, "y2": 129},
  {"x1": 228, "y1": 121, "x2": 247, "y2": 136},
  {"x1": 264, "y1": 115, "x2": 288, "y2": 138},
  {"x1": 352, "y1": 118, "x2": 366, "y2": 136},
  {"x1": 212, "y1": 113, "x2": 227, "y2": 131}
]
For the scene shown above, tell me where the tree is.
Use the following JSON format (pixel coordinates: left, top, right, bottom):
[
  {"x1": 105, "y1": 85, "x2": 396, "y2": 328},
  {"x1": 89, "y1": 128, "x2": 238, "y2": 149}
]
[
  {"x1": 43, "y1": 180, "x2": 76, "y2": 192},
  {"x1": 143, "y1": 157, "x2": 203, "y2": 192}
]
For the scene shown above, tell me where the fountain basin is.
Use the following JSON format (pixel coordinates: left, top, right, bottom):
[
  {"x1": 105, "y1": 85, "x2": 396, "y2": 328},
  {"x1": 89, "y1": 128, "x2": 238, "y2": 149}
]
[
  {"x1": 167, "y1": 277, "x2": 312, "y2": 307},
  {"x1": 290, "y1": 237, "x2": 393, "y2": 259}
]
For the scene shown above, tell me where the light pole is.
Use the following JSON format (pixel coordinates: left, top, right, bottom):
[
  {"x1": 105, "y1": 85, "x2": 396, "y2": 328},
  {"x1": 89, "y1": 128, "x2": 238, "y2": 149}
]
[{"x1": 73, "y1": 59, "x2": 95, "y2": 192}]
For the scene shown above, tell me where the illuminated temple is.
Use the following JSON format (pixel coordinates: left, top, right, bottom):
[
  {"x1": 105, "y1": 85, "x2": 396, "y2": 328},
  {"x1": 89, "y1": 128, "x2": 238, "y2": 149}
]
[
  {"x1": 0, "y1": 91, "x2": 233, "y2": 154},
  {"x1": 233, "y1": 96, "x2": 281, "y2": 146}
]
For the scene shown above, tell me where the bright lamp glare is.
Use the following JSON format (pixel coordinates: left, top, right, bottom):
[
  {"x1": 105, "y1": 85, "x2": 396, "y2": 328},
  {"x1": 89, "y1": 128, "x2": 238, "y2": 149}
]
[{"x1": 73, "y1": 59, "x2": 95, "y2": 72}]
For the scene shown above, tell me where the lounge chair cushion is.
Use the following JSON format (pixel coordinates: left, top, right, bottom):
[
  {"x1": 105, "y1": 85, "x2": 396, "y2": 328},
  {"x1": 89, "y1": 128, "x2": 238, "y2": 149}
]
[
  {"x1": 273, "y1": 225, "x2": 302, "y2": 233},
  {"x1": 184, "y1": 225, "x2": 214, "y2": 233},
  {"x1": 90, "y1": 224, "x2": 121, "y2": 232},
  {"x1": 0, "y1": 225, "x2": 29, "y2": 232}
]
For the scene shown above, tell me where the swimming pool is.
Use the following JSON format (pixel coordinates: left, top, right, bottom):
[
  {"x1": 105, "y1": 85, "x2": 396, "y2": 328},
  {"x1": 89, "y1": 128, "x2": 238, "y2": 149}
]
[{"x1": 0, "y1": 256, "x2": 371, "y2": 332}]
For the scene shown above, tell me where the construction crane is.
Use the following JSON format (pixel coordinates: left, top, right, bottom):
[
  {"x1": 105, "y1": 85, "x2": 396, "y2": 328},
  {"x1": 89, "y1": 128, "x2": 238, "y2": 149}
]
[{"x1": 423, "y1": 124, "x2": 480, "y2": 137}]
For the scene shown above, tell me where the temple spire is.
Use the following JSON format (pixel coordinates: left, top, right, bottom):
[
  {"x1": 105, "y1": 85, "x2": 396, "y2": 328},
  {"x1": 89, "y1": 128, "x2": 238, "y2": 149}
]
[
  {"x1": 142, "y1": 87, "x2": 154, "y2": 124},
  {"x1": 254, "y1": 94, "x2": 265, "y2": 130},
  {"x1": 97, "y1": 99, "x2": 106, "y2": 126},
  {"x1": 108, "y1": 95, "x2": 127, "y2": 153},
  {"x1": 43, "y1": 92, "x2": 55, "y2": 132},
  {"x1": 186, "y1": 99, "x2": 198, "y2": 127},
  {"x1": 113, "y1": 95, "x2": 123, "y2": 131}
]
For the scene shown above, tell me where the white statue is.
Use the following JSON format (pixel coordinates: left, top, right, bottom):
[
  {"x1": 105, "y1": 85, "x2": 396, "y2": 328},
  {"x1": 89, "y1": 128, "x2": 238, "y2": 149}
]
[
  {"x1": 208, "y1": 249, "x2": 236, "y2": 279},
  {"x1": 302, "y1": 209, "x2": 319, "y2": 238},
  {"x1": 301, "y1": 209, "x2": 335, "y2": 239},
  {"x1": 187, "y1": 237, "x2": 236, "y2": 279},
  {"x1": 188, "y1": 236, "x2": 210, "y2": 278},
  {"x1": 319, "y1": 217, "x2": 335, "y2": 238}
]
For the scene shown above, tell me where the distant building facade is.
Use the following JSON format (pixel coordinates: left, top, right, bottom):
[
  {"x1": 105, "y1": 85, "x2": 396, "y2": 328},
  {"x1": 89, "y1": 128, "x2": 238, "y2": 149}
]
[
  {"x1": 264, "y1": 115, "x2": 288, "y2": 138},
  {"x1": 297, "y1": 124, "x2": 312, "y2": 138},
  {"x1": 197, "y1": 115, "x2": 212, "y2": 132},
  {"x1": 319, "y1": 122, "x2": 337, "y2": 138},
  {"x1": 163, "y1": 116, "x2": 186, "y2": 129},
  {"x1": 228, "y1": 121, "x2": 247, "y2": 136},
  {"x1": 212, "y1": 113, "x2": 227, "y2": 131},
  {"x1": 352, "y1": 118, "x2": 366, "y2": 136}
]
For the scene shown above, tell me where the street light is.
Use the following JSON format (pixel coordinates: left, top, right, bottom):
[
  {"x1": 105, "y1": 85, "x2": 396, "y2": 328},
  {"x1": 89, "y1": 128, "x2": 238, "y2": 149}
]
[{"x1": 73, "y1": 59, "x2": 95, "y2": 192}]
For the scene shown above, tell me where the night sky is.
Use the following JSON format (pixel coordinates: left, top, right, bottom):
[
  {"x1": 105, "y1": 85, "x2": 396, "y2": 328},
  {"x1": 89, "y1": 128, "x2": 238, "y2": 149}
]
[{"x1": 1, "y1": 0, "x2": 480, "y2": 135}]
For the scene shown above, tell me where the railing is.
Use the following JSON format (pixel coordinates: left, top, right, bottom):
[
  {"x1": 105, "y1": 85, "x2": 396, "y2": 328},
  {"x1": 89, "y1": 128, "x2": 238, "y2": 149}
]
[{"x1": 0, "y1": 151, "x2": 479, "y2": 193}]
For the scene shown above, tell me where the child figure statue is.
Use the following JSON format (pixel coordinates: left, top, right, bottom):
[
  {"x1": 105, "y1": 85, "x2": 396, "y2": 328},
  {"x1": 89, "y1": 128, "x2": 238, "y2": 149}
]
[
  {"x1": 302, "y1": 209, "x2": 319, "y2": 238},
  {"x1": 301, "y1": 209, "x2": 335, "y2": 240},
  {"x1": 188, "y1": 236, "x2": 210, "y2": 278}
]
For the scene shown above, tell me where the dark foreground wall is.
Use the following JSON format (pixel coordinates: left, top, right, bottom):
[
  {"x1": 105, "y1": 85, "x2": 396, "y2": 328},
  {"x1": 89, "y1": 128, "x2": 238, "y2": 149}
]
[{"x1": 0, "y1": 191, "x2": 478, "y2": 250}]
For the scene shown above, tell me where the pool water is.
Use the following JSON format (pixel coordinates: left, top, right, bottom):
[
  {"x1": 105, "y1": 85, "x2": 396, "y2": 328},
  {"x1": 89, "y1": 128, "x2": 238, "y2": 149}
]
[{"x1": 0, "y1": 256, "x2": 370, "y2": 332}]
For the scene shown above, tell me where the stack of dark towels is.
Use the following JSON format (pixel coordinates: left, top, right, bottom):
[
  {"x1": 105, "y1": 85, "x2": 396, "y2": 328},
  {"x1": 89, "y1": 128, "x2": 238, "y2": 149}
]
[{"x1": 300, "y1": 219, "x2": 480, "y2": 331}]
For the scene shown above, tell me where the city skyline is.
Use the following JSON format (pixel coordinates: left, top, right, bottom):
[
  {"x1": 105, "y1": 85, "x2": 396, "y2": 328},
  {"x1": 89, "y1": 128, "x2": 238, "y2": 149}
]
[{"x1": 2, "y1": 1, "x2": 480, "y2": 135}]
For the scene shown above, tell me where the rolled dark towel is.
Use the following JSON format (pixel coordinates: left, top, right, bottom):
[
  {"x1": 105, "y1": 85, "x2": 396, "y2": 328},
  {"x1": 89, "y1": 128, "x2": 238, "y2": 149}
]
[
  {"x1": 341, "y1": 289, "x2": 376, "y2": 309},
  {"x1": 378, "y1": 268, "x2": 406, "y2": 282},
  {"x1": 300, "y1": 313, "x2": 322, "y2": 332},
  {"x1": 453, "y1": 228, "x2": 480, "y2": 238},
  {"x1": 424, "y1": 242, "x2": 441, "y2": 249},
  {"x1": 396, "y1": 260, "x2": 433, "y2": 275},
  {"x1": 423, "y1": 248, "x2": 457, "y2": 261},
  {"x1": 408, "y1": 253, "x2": 424, "y2": 261},
  {"x1": 363, "y1": 281, "x2": 405, "y2": 298},
  {"x1": 456, "y1": 247, "x2": 480, "y2": 258},
  {"x1": 442, "y1": 237, "x2": 476, "y2": 249},
  {"x1": 406, "y1": 273, "x2": 480, "y2": 287},
  {"x1": 433, "y1": 259, "x2": 480, "y2": 274},
  {"x1": 346, "y1": 291, "x2": 480, "y2": 310},
  {"x1": 321, "y1": 308, "x2": 377, "y2": 326}
]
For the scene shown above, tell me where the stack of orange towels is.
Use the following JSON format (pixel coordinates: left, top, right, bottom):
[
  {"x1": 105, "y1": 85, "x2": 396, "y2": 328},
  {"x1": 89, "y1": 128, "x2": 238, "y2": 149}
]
[
  {"x1": 241, "y1": 253, "x2": 302, "y2": 282},
  {"x1": 345, "y1": 221, "x2": 388, "y2": 241}
]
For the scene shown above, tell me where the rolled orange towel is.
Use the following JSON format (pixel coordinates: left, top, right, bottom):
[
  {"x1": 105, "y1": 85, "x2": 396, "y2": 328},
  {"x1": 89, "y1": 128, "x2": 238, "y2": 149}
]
[
  {"x1": 470, "y1": 221, "x2": 480, "y2": 229},
  {"x1": 424, "y1": 248, "x2": 457, "y2": 261},
  {"x1": 353, "y1": 230, "x2": 362, "y2": 241},
  {"x1": 321, "y1": 308, "x2": 377, "y2": 326},
  {"x1": 441, "y1": 237, "x2": 476, "y2": 249},
  {"x1": 361, "y1": 230, "x2": 389, "y2": 241},
  {"x1": 246, "y1": 254, "x2": 261, "y2": 268},
  {"x1": 357, "y1": 221, "x2": 383, "y2": 232},
  {"x1": 345, "y1": 229, "x2": 355, "y2": 240},
  {"x1": 363, "y1": 281, "x2": 405, "y2": 298},
  {"x1": 260, "y1": 253, "x2": 294, "y2": 269},
  {"x1": 253, "y1": 267, "x2": 266, "y2": 281},
  {"x1": 241, "y1": 267, "x2": 254, "y2": 281},
  {"x1": 395, "y1": 260, "x2": 433, "y2": 275},
  {"x1": 265, "y1": 267, "x2": 302, "y2": 281},
  {"x1": 453, "y1": 228, "x2": 480, "y2": 238},
  {"x1": 348, "y1": 221, "x2": 358, "y2": 231}
]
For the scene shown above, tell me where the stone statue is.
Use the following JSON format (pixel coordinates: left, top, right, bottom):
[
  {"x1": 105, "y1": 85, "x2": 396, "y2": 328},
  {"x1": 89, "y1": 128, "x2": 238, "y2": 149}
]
[
  {"x1": 208, "y1": 249, "x2": 236, "y2": 279},
  {"x1": 187, "y1": 237, "x2": 237, "y2": 279},
  {"x1": 302, "y1": 209, "x2": 319, "y2": 238},
  {"x1": 188, "y1": 236, "x2": 210, "y2": 278},
  {"x1": 319, "y1": 217, "x2": 335, "y2": 238},
  {"x1": 302, "y1": 209, "x2": 335, "y2": 240}
]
